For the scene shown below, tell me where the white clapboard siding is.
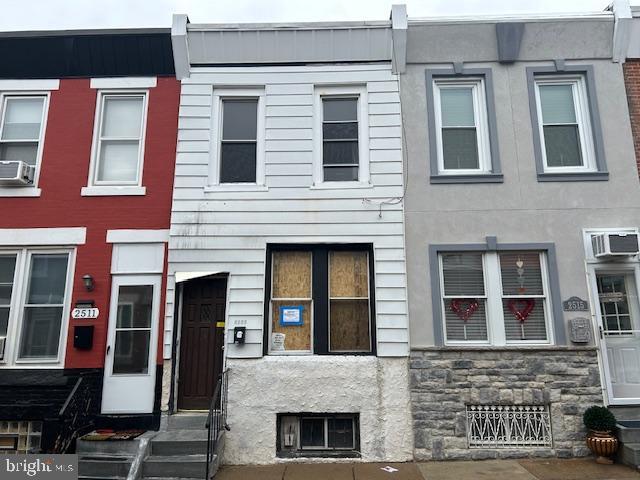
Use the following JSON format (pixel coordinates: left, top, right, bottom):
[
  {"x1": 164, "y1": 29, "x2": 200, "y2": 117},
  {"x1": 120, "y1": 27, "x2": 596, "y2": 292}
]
[{"x1": 166, "y1": 63, "x2": 409, "y2": 360}]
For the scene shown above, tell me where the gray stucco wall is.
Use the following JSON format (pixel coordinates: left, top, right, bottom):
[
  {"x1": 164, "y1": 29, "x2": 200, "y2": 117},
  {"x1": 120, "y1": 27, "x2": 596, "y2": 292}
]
[{"x1": 402, "y1": 20, "x2": 640, "y2": 348}]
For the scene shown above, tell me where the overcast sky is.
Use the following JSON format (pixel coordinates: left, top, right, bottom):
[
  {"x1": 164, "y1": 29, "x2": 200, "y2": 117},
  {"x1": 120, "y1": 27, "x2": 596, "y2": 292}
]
[{"x1": 0, "y1": 0, "x2": 628, "y2": 32}]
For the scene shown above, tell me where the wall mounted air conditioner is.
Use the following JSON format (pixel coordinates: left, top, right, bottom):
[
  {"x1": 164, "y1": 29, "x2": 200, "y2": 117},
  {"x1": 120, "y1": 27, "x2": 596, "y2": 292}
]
[
  {"x1": 592, "y1": 233, "x2": 639, "y2": 258},
  {"x1": 0, "y1": 161, "x2": 35, "y2": 185}
]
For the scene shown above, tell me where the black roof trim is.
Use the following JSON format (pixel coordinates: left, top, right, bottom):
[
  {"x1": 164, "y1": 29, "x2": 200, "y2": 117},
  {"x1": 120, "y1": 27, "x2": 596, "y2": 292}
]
[{"x1": 0, "y1": 32, "x2": 175, "y2": 79}]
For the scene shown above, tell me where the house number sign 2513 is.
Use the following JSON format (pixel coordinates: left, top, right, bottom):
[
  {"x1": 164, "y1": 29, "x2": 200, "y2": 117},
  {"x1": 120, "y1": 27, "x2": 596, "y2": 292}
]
[
  {"x1": 562, "y1": 297, "x2": 589, "y2": 312},
  {"x1": 72, "y1": 307, "x2": 99, "y2": 319}
]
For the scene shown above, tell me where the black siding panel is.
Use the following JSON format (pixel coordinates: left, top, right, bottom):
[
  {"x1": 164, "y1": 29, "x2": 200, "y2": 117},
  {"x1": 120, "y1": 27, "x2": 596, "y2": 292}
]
[{"x1": 0, "y1": 33, "x2": 174, "y2": 79}]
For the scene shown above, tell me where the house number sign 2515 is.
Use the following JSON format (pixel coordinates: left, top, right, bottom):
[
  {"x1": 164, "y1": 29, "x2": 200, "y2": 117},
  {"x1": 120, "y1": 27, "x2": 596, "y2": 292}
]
[
  {"x1": 72, "y1": 307, "x2": 99, "y2": 319},
  {"x1": 562, "y1": 297, "x2": 589, "y2": 312}
]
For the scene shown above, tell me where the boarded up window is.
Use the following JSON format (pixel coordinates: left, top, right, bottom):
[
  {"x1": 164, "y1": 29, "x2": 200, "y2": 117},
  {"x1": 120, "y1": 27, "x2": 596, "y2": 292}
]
[
  {"x1": 270, "y1": 251, "x2": 312, "y2": 352},
  {"x1": 329, "y1": 251, "x2": 370, "y2": 351}
]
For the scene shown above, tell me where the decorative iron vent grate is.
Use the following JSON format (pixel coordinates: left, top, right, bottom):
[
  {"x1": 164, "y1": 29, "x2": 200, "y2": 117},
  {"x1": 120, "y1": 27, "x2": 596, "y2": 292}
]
[{"x1": 466, "y1": 405, "x2": 552, "y2": 448}]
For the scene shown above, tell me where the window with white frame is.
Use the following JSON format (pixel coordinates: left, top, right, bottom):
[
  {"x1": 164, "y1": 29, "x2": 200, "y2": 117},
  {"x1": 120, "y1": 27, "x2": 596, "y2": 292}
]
[
  {"x1": 210, "y1": 88, "x2": 265, "y2": 187},
  {"x1": 90, "y1": 93, "x2": 147, "y2": 185},
  {"x1": 433, "y1": 79, "x2": 491, "y2": 174},
  {"x1": 0, "y1": 250, "x2": 72, "y2": 364},
  {"x1": 0, "y1": 95, "x2": 47, "y2": 169},
  {"x1": 314, "y1": 86, "x2": 369, "y2": 185},
  {"x1": 533, "y1": 75, "x2": 595, "y2": 172},
  {"x1": 439, "y1": 251, "x2": 552, "y2": 345}
]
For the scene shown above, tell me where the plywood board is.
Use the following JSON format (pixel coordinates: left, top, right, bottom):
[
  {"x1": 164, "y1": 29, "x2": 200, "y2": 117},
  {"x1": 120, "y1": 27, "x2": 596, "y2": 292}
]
[
  {"x1": 271, "y1": 300, "x2": 312, "y2": 351},
  {"x1": 330, "y1": 251, "x2": 368, "y2": 298},
  {"x1": 272, "y1": 251, "x2": 312, "y2": 298},
  {"x1": 330, "y1": 299, "x2": 370, "y2": 351}
]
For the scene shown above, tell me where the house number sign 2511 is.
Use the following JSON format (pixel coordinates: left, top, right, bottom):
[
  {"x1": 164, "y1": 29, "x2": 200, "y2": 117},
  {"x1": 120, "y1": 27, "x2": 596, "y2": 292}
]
[
  {"x1": 72, "y1": 307, "x2": 99, "y2": 319},
  {"x1": 562, "y1": 297, "x2": 589, "y2": 312}
]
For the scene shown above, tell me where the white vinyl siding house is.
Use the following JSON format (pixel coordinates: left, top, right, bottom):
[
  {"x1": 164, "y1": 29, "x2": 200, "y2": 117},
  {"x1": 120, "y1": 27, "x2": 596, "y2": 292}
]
[{"x1": 165, "y1": 63, "x2": 408, "y2": 359}]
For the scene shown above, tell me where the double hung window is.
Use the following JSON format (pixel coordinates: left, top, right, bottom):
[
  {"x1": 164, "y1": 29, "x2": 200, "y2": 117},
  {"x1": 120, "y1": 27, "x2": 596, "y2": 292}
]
[
  {"x1": 267, "y1": 245, "x2": 374, "y2": 355},
  {"x1": 533, "y1": 75, "x2": 596, "y2": 173},
  {"x1": 439, "y1": 251, "x2": 552, "y2": 345},
  {"x1": 433, "y1": 78, "x2": 491, "y2": 175},
  {"x1": 0, "y1": 250, "x2": 72, "y2": 364}
]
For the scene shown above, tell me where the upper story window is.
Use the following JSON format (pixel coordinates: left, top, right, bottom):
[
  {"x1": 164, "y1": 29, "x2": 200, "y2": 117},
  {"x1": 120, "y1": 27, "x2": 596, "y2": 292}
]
[
  {"x1": 220, "y1": 99, "x2": 258, "y2": 183},
  {"x1": 0, "y1": 96, "x2": 46, "y2": 167},
  {"x1": 439, "y1": 251, "x2": 552, "y2": 346},
  {"x1": 527, "y1": 66, "x2": 607, "y2": 181},
  {"x1": 426, "y1": 69, "x2": 502, "y2": 184},
  {"x1": 90, "y1": 93, "x2": 147, "y2": 186},
  {"x1": 433, "y1": 79, "x2": 491, "y2": 175},
  {"x1": 267, "y1": 245, "x2": 374, "y2": 355},
  {"x1": 209, "y1": 87, "x2": 265, "y2": 190},
  {"x1": 313, "y1": 86, "x2": 369, "y2": 187},
  {"x1": 0, "y1": 249, "x2": 72, "y2": 365},
  {"x1": 534, "y1": 76, "x2": 595, "y2": 173}
]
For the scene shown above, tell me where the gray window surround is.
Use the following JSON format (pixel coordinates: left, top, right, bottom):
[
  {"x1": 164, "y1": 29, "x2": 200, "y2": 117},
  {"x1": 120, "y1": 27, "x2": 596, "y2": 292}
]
[
  {"x1": 526, "y1": 65, "x2": 608, "y2": 182},
  {"x1": 428, "y1": 239, "x2": 566, "y2": 347},
  {"x1": 425, "y1": 68, "x2": 503, "y2": 184}
]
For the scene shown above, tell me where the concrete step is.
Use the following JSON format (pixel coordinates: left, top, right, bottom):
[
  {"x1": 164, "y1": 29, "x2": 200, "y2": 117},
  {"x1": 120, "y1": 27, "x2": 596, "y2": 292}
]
[
  {"x1": 142, "y1": 454, "x2": 209, "y2": 479},
  {"x1": 78, "y1": 455, "x2": 133, "y2": 479},
  {"x1": 167, "y1": 413, "x2": 208, "y2": 431},
  {"x1": 77, "y1": 437, "x2": 144, "y2": 456},
  {"x1": 620, "y1": 442, "x2": 640, "y2": 468},
  {"x1": 151, "y1": 430, "x2": 208, "y2": 456},
  {"x1": 618, "y1": 421, "x2": 640, "y2": 444}
]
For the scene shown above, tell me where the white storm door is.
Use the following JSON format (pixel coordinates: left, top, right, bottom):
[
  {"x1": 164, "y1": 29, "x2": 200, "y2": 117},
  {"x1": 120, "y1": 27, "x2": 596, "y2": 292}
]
[
  {"x1": 595, "y1": 269, "x2": 640, "y2": 405},
  {"x1": 101, "y1": 274, "x2": 161, "y2": 414}
]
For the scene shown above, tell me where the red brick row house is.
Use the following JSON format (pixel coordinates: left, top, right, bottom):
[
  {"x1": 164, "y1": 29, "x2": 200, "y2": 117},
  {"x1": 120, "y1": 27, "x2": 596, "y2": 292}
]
[{"x1": 0, "y1": 29, "x2": 179, "y2": 452}]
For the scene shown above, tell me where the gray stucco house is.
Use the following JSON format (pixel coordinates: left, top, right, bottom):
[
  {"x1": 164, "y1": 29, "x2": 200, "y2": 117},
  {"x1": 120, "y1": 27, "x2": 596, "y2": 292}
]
[{"x1": 398, "y1": 4, "x2": 640, "y2": 460}]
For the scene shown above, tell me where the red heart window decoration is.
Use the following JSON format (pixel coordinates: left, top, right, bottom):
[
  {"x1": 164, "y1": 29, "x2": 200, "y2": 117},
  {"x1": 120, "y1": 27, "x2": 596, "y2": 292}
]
[
  {"x1": 507, "y1": 298, "x2": 535, "y2": 323},
  {"x1": 450, "y1": 298, "x2": 479, "y2": 322}
]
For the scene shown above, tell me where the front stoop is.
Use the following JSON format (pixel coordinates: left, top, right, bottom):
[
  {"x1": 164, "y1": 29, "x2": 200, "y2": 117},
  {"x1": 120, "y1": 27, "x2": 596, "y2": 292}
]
[
  {"x1": 77, "y1": 434, "x2": 150, "y2": 480},
  {"x1": 142, "y1": 413, "x2": 222, "y2": 480}
]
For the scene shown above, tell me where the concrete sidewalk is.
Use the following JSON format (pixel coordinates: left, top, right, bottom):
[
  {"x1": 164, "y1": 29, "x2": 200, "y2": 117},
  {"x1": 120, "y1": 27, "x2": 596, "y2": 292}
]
[{"x1": 216, "y1": 458, "x2": 640, "y2": 480}]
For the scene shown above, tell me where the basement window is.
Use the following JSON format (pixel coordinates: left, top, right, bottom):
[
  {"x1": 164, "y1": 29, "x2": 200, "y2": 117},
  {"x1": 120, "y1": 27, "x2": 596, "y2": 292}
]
[
  {"x1": 0, "y1": 421, "x2": 42, "y2": 453},
  {"x1": 277, "y1": 413, "x2": 360, "y2": 458}
]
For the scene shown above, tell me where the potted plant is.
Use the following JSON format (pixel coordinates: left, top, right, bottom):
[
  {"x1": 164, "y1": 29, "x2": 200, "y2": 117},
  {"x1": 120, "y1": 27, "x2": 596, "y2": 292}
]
[{"x1": 583, "y1": 405, "x2": 619, "y2": 464}]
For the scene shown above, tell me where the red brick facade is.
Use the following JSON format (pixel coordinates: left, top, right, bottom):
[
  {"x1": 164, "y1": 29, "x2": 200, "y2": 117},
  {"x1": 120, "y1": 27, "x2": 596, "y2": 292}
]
[
  {"x1": 623, "y1": 60, "x2": 640, "y2": 178},
  {"x1": 0, "y1": 77, "x2": 180, "y2": 369}
]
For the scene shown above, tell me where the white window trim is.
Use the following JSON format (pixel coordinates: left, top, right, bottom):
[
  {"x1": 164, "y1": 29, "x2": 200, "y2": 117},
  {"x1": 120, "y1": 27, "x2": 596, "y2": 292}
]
[
  {"x1": 86, "y1": 90, "x2": 149, "y2": 190},
  {"x1": 313, "y1": 85, "x2": 370, "y2": 187},
  {"x1": 534, "y1": 75, "x2": 597, "y2": 173},
  {"x1": 90, "y1": 77, "x2": 157, "y2": 90},
  {"x1": 0, "y1": 91, "x2": 51, "y2": 195},
  {"x1": 0, "y1": 80, "x2": 59, "y2": 91},
  {"x1": 0, "y1": 247, "x2": 75, "y2": 368},
  {"x1": 0, "y1": 228, "x2": 86, "y2": 246},
  {"x1": 208, "y1": 87, "x2": 266, "y2": 190},
  {"x1": 440, "y1": 251, "x2": 554, "y2": 347},
  {"x1": 433, "y1": 78, "x2": 491, "y2": 175},
  {"x1": 106, "y1": 229, "x2": 169, "y2": 244}
]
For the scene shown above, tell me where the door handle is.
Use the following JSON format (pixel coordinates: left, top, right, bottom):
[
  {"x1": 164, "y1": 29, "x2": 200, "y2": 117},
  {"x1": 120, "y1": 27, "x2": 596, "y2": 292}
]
[{"x1": 106, "y1": 345, "x2": 111, "y2": 354}]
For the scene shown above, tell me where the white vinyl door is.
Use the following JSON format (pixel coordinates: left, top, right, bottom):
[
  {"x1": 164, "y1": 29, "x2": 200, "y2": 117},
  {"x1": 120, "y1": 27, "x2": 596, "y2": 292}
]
[
  {"x1": 594, "y1": 269, "x2": 640, "y2": 405},
  {"x1": 101, "y1": 274, "x2": 161, "y2": 414}
]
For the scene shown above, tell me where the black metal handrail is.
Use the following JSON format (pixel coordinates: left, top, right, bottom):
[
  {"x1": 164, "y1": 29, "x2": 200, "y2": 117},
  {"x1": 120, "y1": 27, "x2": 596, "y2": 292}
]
[
  {"x1": 53, "y1": 375, "x2": 96, "y2": 453},
  {"x1": 205, "y1": 369, "x2": 229, "y2": 480}
]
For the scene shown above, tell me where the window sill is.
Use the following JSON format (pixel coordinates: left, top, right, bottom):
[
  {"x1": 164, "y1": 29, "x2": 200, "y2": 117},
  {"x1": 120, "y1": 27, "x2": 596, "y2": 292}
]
[
  {"x1": 0, "y1": 187, "x2": 41, "y2": 197},
  {"x1": 310, "y1": 181, "x2": 373, "y2": 190},
  {"x1": 430, "y1": 173, "x2": 503, "y2": 184},
  {"x1": 277, "y1": 451, "x2": 361, "y2": 459},
  {"x1": 81, "y1": 186, "x2": 146, "y2": 196},
  {"x1": 537, "y1": 171, "x2": 609, "y2": 182},
  {"x1": 204, "y1": 184, "x2": 268, "y2": 193}
]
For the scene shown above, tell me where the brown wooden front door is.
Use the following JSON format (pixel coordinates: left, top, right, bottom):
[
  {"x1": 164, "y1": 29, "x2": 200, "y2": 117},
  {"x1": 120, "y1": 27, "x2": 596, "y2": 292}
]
[{"x1": 177, "y1": 277, "x2": 226, "y2": 410}]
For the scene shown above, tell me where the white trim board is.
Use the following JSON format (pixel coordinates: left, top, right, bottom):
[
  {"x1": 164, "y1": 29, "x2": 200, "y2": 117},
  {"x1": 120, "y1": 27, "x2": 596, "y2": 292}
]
[
  {"x1": 0, "y1": 79, "x2": 60, "y2": 91},
  {"x1": 90, "y1": 77, "x2": 157, "y2": 89},
  {"x1": 106, "y1": 229, "x2": 170, "y2": 244},
  {"x1": 0, "y1": 227, "x2": 86, "y2": 246}
]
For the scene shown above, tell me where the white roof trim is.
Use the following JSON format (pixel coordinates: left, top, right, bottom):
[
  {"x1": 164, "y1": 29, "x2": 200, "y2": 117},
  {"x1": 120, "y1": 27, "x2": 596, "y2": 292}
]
[
  {"x1": 106, "y1": 229, "x2": 169, "y2": 244},
  {"x1": 408, "y1": 12, "x2": 613, "y2": 26},
  {"x1": 175, "y1": 271, "x2": 223, "y2": 283},
  {"x1": 0, "y1": 79, "x2": 59, "y2": 91},
  {"x1": 172, "y1": 14, "x2": 190, "y2": 81},
  {"x1": 0, "y1": 227, "x2": 86, "y2": 246},
  {"x1": 90, "y1": 77, "x2": 157, "y2": 89}
]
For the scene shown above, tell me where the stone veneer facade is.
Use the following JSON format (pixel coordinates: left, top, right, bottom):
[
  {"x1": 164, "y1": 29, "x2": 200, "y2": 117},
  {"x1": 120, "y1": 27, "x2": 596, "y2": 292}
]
[{"x1": 410, "y1": 347, "x2": 602, "y2": 460}]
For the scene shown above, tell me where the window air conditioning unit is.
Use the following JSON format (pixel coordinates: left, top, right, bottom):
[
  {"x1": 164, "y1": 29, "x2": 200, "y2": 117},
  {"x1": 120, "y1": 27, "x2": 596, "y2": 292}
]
[
  {"x1": 0, "y1": 161, "x2": 35, "y2": 185},
  {"x1": 592, "y1": 233, "x2": 640, "y2": 258}
]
